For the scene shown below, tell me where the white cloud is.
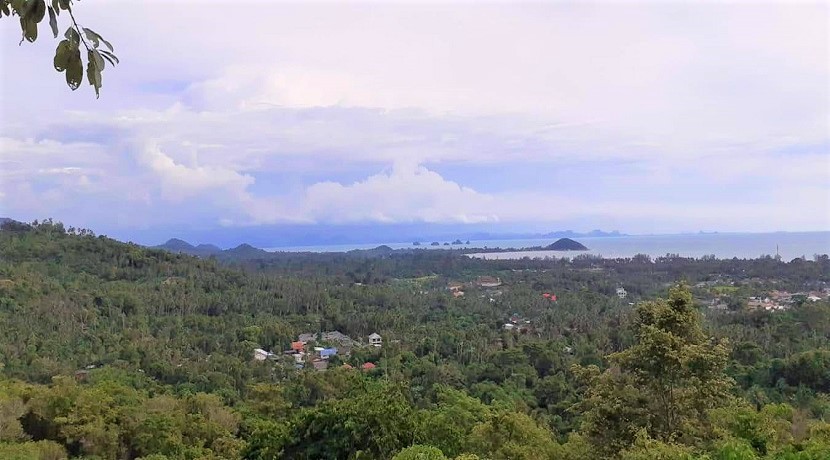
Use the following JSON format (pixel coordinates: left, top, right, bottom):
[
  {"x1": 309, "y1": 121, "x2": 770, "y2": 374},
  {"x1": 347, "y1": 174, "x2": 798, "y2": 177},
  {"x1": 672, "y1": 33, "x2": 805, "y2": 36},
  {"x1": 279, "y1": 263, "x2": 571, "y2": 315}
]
[
  {"x1": 0, "y1": 1, "x2": 827, "y2": 234},
  {"x1": 138, "y1": 142, "x2": 254, "y2": 201}
]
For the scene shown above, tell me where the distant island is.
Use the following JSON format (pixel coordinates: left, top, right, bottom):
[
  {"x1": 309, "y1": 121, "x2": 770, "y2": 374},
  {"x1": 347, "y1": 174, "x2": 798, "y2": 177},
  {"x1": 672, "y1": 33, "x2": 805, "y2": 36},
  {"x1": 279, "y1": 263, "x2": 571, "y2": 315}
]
[{"x1": 544, "y1": 238, "x2": 588, "y2": 251}]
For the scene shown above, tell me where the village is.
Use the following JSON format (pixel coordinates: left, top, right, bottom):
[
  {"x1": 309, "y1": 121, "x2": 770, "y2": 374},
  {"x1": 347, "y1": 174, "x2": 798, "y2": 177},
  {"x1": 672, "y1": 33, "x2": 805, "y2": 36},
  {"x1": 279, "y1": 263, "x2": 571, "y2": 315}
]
[{"x1": 253, "y1": 330, "x2": 383, "y2": 372}]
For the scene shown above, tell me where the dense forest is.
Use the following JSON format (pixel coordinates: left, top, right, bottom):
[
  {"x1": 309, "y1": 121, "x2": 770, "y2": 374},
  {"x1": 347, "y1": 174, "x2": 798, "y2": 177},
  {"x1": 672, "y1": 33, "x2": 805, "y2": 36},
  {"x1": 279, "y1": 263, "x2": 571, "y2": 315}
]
[{"x1": 1, "y1": 220, "x2": 829, "y2": 459}]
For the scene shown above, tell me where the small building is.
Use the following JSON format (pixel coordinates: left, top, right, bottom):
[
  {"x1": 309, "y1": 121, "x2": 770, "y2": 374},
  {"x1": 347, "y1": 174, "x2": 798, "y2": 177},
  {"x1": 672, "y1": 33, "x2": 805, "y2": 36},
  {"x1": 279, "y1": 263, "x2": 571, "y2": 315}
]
[
  {"x1": 253, "y1": 348, "x2": 273, "y2": 361},
  {"x1": 290, "y1": 341, "x2": 304, "y2": 352},
  {"x1": 362, "y1": 362, "x2": 377, "y2": 371},
  {"x1": 807, "y1": 295, "x2": 822, "y2": 302},
  {"x1": 476, "y1": 276, "x2": 502, "y2": 288},
  {"x1": 452, "y1": 290, "x2": 465, "y2": 298},
  {"x1": 616, "y1": 287, "x2": 627, "y2": 299},
  {"x1": 312, "y1": 359, "x2": 329, "y2": 371},
  {"x1": 503, "y1": 323, "x2": 515, "y2": 330},
  {"x1": 320, "y1": 348, "x2": 338, "y2": 359},
  {"x1": 368, "y1": 333, "x2": 382, "y2": 347}
]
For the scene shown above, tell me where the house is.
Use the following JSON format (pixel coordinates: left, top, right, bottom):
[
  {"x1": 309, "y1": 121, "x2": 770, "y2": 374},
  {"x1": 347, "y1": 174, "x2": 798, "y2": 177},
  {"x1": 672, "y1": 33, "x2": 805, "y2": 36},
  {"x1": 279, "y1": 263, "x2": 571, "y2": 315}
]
[
  {"x1": 616, "y1": 287, "x2": 627, "y2": 299},
  {"x1": 312, "y1": 359, "x2": 329, "y2": 371},
  {"x1": 290, "y1": 341, "x2": 304, "y2": 352},
  {"x1": 476, "y1": 276, "x2": 502, "y2": 288},
  {"x1": 452, "y1": 290, "x2": 465, "y2": 298},
  {"x1": 807, "y1": 295, "x2": 822, "y2": 302},
  {"x1": 368, "y1": 333, "x2": 382, "y2": 347},
  {"x1": 503, "y1": 323, "x2": 515, "y2": 330},
  {"x1": 320, "y1": 348, "x2": 338, "y2": 359},
  {"x1": 362, "y1": 362, "x2": 377, "y2": 371},
  {"x1": 253, "y1": 348, "x2": 273, "y2": 361}
]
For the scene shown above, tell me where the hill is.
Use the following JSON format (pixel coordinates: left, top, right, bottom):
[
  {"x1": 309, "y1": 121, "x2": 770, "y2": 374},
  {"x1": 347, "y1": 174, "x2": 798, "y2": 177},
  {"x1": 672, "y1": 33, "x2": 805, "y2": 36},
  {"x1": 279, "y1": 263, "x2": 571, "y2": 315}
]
[
  {"x1": 545, "y1": 237, "x2": 588, "y2": 251},
  {"x1": 2, "y1": 221, "x2": 830, "y2": 459}
]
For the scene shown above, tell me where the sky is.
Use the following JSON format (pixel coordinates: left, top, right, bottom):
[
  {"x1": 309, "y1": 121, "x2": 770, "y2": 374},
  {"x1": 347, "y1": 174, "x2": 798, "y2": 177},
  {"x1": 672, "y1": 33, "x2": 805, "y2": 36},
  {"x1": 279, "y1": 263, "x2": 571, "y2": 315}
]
[{"x1": 1, "y1": 0, "x2": 829, "y2": 244}]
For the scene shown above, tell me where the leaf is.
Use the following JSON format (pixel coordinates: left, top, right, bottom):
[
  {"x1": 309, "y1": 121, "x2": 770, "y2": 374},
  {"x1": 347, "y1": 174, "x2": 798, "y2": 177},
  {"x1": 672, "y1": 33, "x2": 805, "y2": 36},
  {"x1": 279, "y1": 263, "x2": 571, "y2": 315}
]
[
  {"x1": 99, "y1": 49, "x2": 118, "y2": 65},
  {"x1": 83, "y1": 27, "x2": 112, "y2": 52},
  {"x1": 53, "y1": 38, "x2": 71, "y2": 70},
  {"x1": 90, "y1": 48, "x2": 105, "y2": 70},
  {"x1": 86, "y1": 50, "x2": 101, "y2": 97},
  {"x1": 51, "y1": 0, "x2": 58, "y2": 15},
  {"x1": 64, "y1": 25, "x2": 78, "y2": 44},
  {"x1": 20, "y1": 16, "x2": 37, "y2": 42},
  {"x1": 29, "y1": 0, "x2": 45, "y2": 23},
  {"x1": 65, "y1": 45, "x2": 82, "y2": 90},
  {"x1": 58, "y1": 0, "x2": 69, "y2": 10},
  {"x1": 10, "y1": 0, "x2": 25, "y2": 14},
  {"x1": 82, "y1": 27, "x2": 98, "y2": 48},
  {"x1": 0, "y1": 2, "x2": 10, "y2": 17},
  {"x1": 47, "y1": 5, "x2": 57, "y2": 37},
  {"x1": 99, "y1": 52, "x2": 115, "y2": 66}
]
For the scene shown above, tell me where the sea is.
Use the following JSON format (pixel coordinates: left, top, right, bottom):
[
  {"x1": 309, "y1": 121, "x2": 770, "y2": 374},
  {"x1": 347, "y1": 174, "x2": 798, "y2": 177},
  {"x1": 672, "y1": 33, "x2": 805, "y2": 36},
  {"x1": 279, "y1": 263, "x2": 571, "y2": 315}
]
[{"x1": 265, "y1": 231, "x2": 830, "y2": 261}]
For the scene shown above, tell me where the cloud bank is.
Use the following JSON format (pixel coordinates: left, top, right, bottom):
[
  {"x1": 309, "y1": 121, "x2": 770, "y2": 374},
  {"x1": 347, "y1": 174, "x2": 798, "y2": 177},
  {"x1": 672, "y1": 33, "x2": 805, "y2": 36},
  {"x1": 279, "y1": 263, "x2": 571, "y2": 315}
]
[{"x1": 0, "y1": 1, "x2": 827, "y2": 240}]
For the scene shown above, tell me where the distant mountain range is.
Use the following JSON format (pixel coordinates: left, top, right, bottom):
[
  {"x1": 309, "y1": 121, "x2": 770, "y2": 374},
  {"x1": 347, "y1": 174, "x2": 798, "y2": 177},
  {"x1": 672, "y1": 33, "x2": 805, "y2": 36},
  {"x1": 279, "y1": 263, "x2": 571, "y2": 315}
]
[
  {"x1": 153, "y1": 239, "x2": 270, "y2": 258},
  {"x1": 152, "y1": 228, "x2": 624, "y2": 254}
]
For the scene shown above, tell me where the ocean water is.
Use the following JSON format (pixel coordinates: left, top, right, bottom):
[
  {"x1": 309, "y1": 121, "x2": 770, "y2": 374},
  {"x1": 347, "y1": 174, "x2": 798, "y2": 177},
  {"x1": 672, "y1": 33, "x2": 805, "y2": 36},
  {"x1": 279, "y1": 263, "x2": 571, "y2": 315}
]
[{"x1": 266, "y1": 232, "x2": 829, "y2": 260}]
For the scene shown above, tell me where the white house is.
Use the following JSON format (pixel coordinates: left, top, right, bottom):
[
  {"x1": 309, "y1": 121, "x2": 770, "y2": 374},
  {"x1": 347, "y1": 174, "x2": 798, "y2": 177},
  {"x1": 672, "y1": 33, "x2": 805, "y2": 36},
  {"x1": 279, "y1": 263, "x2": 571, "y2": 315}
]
[
  {"x1": 253, "y1": 348, "x2": 273, "y2": 361},
  {"x1": 616, "y1": 287, "x2": 627, "y2": 299},
  {"x1": 368, "y1": 333, "x2": 382, "y2": 347}
]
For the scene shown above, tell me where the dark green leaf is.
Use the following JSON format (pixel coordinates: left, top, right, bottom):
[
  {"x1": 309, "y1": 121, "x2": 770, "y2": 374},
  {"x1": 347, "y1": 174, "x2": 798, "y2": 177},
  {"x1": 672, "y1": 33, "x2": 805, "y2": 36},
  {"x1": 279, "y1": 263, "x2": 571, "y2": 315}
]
[
  {"x1": 47, "y1": 5, "x2": 56, "y2": 37},
  {"x1": 99, "y1": 52, "x2": 115, "y2": 66},
  {"x1": 51, "y1": 0, "x2": 58, "y2": 15},
  {"x1": 82, "y1": 27, "x2": 99, "y2": 48},
  {"x1": 83, "y1": 27, "x2": 112, "y2": 52},
  {"x1": 18, "y1": 0, "x2": 34, "y2": 16},
  {"x1": 53, "y1": 38, "x2": 71, "y2": 70},
  {"x1": 29, "y1": 0, "x2": 45, "y2": 23},
  {"x1": 65, "y1": 45, "x2": 82, "y2": 90},
  {"x1": 10, "y1": 0, "x2": 25, "y2": 14},
  {"x1": 99, "y1": 49, "x2": 118, "y2": 65},
  {"x1": 64, "y1": 25, "x2": 78, "y2": 44},
  {"x1": 87, "y1": 50, "x2": 101, "y2": 97},
  {"x1": 20, "y1": 16, "x2": 37, "y2": 42},
  {"x1": 98, "y1": 35, "x2": 113, "y2": 52},
  {"x1": 57, "y1": 0, "x2": 69, "y2": 10},
  {"x1": 90, "y1": 48, "x2": 105, "y2": 70},
  {"x1": 0, "y1": 2, "x2": 10, "y2": 17}
]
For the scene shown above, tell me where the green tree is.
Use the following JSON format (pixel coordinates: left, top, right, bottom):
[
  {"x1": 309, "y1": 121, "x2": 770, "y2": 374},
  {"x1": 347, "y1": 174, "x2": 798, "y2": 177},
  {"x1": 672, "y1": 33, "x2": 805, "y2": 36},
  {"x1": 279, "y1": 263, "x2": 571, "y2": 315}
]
[
  {"x1": 466, "y1": 411, "x2": 561, "y2": 460},
  {"x1": 578, "y1": 284, "x2": 734, "y2": 456},
  {"x1": 393, "y1": 445, "x2": 448, "y2": 460}
]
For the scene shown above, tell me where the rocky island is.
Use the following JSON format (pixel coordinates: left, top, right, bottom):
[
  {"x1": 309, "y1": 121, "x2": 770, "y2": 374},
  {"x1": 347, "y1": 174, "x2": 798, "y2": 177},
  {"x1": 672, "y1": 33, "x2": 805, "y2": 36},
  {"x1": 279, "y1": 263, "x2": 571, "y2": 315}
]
[{"x1": 544, "y1": 237, "x2": 588, "y2": 251}]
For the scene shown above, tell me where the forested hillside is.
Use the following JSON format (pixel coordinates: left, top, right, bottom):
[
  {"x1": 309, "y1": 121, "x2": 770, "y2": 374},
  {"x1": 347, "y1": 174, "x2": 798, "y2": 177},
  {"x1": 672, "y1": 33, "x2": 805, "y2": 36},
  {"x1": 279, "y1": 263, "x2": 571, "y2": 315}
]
[{"x1": 1, "y1": 220, "x2": 829, "y2": 459}]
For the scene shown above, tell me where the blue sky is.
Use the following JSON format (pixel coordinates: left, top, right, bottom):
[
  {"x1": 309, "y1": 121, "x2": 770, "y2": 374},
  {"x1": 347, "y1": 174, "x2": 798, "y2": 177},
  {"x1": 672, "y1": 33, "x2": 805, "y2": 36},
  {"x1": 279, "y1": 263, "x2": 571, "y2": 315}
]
[{"x1": 1, "y1": 0, "x2": 828, "y2": 244}]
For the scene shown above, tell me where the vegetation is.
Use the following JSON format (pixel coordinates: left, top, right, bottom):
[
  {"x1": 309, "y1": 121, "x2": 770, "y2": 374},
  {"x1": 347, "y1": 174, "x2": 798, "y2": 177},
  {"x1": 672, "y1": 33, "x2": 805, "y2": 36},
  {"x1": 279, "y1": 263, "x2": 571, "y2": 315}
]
[{"x1": 0, "y1": 220, "x2": 828, "y2": 458}]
